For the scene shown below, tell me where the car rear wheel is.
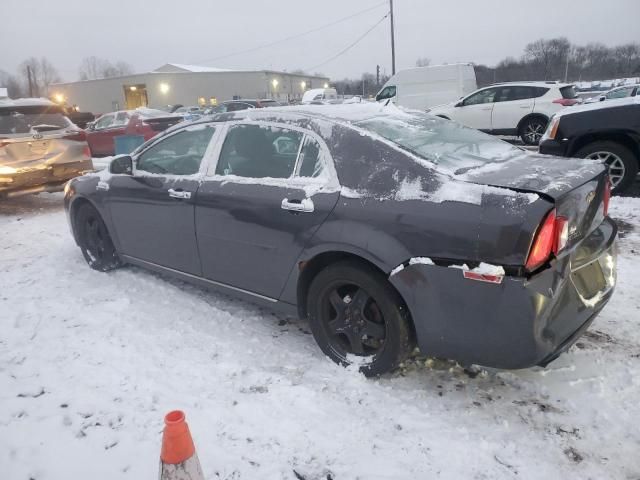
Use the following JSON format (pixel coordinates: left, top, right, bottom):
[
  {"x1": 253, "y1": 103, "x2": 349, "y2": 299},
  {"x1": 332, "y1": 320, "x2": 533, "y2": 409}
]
[
  {"x1": 75, "y1": 203, "x2": 122, "y2": 272},
  {"x1": 306, "y1": 260, "x2": 413, "y2": 376},
  {"x1": 520, "y1": 117, "x2": 547, "y2": 145},
  {"x1": 575, "y1": 141, "x2": 639, "y2": 194}
]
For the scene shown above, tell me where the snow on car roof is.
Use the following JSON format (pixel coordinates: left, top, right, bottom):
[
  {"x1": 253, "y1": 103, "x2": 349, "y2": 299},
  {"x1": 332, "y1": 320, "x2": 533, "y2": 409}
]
[
  {"x1": 553, "y1": 95, "x2": 640, "y2": 118},
  {"x1": 0, "y1": 97, "x2": 56, "y2": 108}
]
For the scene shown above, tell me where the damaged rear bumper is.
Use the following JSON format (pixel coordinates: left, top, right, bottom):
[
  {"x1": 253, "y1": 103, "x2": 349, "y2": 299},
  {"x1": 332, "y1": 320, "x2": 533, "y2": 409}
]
[
  {"x1": 0, "y1": 159, "x2": 93, "y2": 198},
  {"x1": 389, "y1": 217, "x2": 617, "y2": 369}
]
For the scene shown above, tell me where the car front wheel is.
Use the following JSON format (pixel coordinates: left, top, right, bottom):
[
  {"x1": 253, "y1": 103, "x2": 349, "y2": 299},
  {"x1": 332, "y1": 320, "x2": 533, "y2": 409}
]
[
  {"x1": 575, "y1": 141, "x2": 639, "y2": 194},
  {"x1": 520, "y1": 117, "x2": 547, "y2": 145},
  {"x1": 75, "y1": 203, "x2": 123, "y2": 272},
  {"x1": 306, "y1": 260, "x2": 413, "y2": 376}
]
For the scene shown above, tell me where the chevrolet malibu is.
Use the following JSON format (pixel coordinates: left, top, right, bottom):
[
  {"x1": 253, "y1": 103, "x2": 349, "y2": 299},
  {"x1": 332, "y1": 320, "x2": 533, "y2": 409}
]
[{"x1": 64, "y1": 104, "x2": 617, "y2": 376}]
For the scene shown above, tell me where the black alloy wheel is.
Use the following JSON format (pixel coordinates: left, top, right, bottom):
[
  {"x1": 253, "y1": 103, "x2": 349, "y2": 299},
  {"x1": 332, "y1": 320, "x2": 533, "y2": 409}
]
[
  {"x1": 307, "y1": 261, "x2": 413, "y2": 376},
  {"x1": 76, "y1": 203, "x2": 122, "y2": 272}
]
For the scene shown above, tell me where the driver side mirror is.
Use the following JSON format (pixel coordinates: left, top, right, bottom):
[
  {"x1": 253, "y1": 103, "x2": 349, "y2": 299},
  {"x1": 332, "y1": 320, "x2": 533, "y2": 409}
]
[
  {"x1": 455, "y1": 101, "x2": 463, "y2": 107},
  {"x1": 599, "y1": 96, "x2": 606, "y2": 102},
  {"x1": 109, "y1": 155, "x2": 133, "y2": 175},
  {"x1": 86, "y1": 122, "x2": 95, "y2": 131}
]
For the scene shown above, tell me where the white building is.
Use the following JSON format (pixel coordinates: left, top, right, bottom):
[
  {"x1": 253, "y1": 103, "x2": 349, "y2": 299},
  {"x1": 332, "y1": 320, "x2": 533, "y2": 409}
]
[{"x1": 50, "y1": 63, "x2": 330, "y2": 113}]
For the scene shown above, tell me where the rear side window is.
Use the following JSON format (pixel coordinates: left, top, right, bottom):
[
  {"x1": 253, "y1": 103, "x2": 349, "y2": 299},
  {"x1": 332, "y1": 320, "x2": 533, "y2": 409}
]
[
  {"x1": 0, "y1": 106, "x2": 70, "y2": 135},
  {"x1": 560, "y1": 85, "x2": 578, "y2": 99},
  {"x1": 216, "y1": 124, "x2": 302, "y2": 178},
  {"x1": 137, "y1": 126, "x2": 215, "y2": 175},
  {"x1": 297, "y1": 136, "x2": 324, "y2": 178},
  {"x1": 496, "y1": 86, "x2": 534, "y2": 102},
  {"x1": 532, "y1": 87, "x2": 550, "y2": 98}
]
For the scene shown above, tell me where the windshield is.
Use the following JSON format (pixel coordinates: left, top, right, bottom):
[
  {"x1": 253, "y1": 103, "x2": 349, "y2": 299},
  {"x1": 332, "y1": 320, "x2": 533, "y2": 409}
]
[
  {"x1": 0, "y1": 106, "x2": 71, "y2": 135},
  {"x1": 355, "y1": 113, "x2": 523, "y2": 172}
]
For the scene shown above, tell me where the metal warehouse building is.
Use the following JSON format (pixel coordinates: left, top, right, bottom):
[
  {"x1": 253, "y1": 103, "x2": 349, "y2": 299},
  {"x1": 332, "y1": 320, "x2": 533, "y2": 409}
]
[{"x1": 50, "y1": 63, "x2": 331, "y2": 113}]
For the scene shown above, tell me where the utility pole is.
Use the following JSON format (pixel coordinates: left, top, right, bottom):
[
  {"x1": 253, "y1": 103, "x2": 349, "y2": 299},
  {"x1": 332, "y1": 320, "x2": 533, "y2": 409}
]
[
  {"x1": 564, "y1": 48, "x2": 570, "y2": 83},
  {"x1": 27, "y1": 65, "x2": 34, "y2": 97},
  {"x1": 389, "y1": 0, "x2": 396, "y2": 75},
  {"x1": 376, "y1": 65, "x2": 380, "y2": 86}
]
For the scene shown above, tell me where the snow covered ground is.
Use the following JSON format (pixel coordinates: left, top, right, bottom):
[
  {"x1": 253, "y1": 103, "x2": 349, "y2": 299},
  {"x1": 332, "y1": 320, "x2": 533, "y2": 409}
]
[{"x1": 1, "y1": 193, "x2": 639, "y2": 480}]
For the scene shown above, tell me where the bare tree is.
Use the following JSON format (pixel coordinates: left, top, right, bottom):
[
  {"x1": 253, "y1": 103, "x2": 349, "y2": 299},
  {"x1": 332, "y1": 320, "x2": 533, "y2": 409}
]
[
  {"x1": 415, "y1": 57, "x2": 431, "y2": 67},
  {"x1": 78, "y1": 56, "x2": 134, "y2": 80},
  {"x1": 0, "y1": 70, "x2": 24, "y2": 98},
  {"x1": 18, "y1": 57, "x2": 60, "y2": 97},
  {"x1": 524, "y1": 37, "x2": 570, "y2": 79},
  {"x1": 614, "y1": 43, "x2": 640, "y2": 76}
]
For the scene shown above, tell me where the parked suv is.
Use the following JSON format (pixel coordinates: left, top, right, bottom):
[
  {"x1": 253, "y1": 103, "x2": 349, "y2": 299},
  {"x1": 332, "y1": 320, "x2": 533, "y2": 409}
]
[
  {"x1": 539, "y1": 96, "x2": 640, "y2": 193},
  {"x1": 428, "y1": 82, "x2": 580, "y2": 145},
  {"x1": 0, "y1": 98, "x2": 92, "y2": 199}
]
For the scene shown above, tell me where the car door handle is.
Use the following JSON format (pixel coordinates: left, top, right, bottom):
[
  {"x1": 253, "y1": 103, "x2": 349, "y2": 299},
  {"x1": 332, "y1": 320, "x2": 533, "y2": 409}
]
[
  {"x1": 281, "y1": 198, "x2": 314, "y2": 213},
  {"x1": 168, "y1": 188, "x2": 192, "y2": 199},
  {"x1": 481, "y1": 107, "x2": 492, "y2": 111},
  {"x1": 519, "y1": 105, "x2": 533, "y2": 108}
]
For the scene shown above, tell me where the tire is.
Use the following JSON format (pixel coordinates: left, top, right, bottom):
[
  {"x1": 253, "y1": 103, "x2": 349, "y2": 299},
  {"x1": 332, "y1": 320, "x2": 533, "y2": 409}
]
[
  {"x1": 575, "y1": 141, "x2": 639, "y2": 194},
  {"x1": 75, "y1": 203, "x2": 123, "y2": 272},
  {"x1": 519, "y1": 117, "x2": 547, "y2": 146},
  {"x1": 306, "y1": 260, "x2": 413, "y2": 376}
]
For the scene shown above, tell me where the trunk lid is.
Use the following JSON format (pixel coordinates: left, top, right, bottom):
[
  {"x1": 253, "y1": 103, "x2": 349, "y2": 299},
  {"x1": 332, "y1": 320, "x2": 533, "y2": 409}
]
[{"x1": 460, "y1": 153, "x2": 609, "y2": 251}]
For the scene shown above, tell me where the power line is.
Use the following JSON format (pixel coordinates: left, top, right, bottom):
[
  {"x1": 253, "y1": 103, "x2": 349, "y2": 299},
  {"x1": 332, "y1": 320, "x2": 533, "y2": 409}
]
[
  {"x1": 191, "y1": 2, "x2": 387, "y2": 65},
  {"x1": 304, "y1": 12, "x2": 390, "y2": 72}
]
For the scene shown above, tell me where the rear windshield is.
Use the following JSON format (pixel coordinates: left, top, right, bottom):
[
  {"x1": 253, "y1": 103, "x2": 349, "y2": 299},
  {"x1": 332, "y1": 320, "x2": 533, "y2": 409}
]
[
  {"x1": 355, "y1": 114, "x2": 522, "y2": 172},
  {"x1": 560, "y1": 85, "x2": 578, "y2": 99},
  {"x1": 0, "y1": 106, "x2": 71, "y2": 135}
]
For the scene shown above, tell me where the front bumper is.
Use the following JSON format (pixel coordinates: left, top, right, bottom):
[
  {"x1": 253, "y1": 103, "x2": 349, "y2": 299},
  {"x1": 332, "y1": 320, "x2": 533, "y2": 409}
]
[
  {"x1": 0, "y1": 159, "x2": 93, "y2": 198},
  {"x1": 390, "y1": 217, "x2": 617, "y2": 369}
]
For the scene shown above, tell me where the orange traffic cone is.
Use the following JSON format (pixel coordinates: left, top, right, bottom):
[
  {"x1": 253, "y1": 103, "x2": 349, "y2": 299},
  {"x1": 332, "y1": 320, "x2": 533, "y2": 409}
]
[{"x1": 159, "y1": 410, "x2": 204, "y2": 480}]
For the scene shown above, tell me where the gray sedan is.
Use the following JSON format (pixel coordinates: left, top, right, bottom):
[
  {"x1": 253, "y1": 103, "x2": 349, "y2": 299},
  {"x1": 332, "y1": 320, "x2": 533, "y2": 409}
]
[{"x1": 64, "y1": 104, "x2": 616, "y2": 376}]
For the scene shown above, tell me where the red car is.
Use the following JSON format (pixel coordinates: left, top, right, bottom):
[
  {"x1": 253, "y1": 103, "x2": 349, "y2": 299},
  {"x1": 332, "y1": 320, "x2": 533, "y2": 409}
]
[{"x1": 86, "y1": 109, "x2": 183, "y2": 156}]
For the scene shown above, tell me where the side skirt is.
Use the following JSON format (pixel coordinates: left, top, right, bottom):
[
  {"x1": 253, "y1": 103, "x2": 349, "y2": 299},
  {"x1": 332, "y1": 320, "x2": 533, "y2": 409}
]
[{"x1": 120, "y1": 255, "x2": 299, "y2": 317}]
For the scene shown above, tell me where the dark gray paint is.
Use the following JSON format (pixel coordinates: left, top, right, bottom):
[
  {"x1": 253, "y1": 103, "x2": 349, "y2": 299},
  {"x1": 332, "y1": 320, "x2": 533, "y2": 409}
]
[{"x1": 65, "y1": 109, "x2": 616, "y2": 369}]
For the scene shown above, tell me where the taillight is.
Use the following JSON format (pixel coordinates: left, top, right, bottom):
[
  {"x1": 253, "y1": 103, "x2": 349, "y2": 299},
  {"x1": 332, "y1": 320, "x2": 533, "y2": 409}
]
[
  {"x1": 526, "y1": 209, "x2": 572, "y2": 272},
  {"x1": 603, "y1": 177, "x2": 611, "y2": 216},
  {"x1": 64, "y1": 130, "x2": 87, "y2": 141},
  {"x1": 555, "y1": 216, "x2": 569, "y2": 253},
  {"x1": 552, "y1": 98, "x2": 579, "y2": 107},
  {"x1": 82, "y1": 145, "x2": 91, "y2": 158}
]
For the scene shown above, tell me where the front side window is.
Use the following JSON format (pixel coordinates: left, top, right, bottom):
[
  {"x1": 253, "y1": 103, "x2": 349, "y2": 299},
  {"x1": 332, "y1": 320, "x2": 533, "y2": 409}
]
[
  {"x1": 113, "y1": 112, "x2": 129, "y2": 126},
  {"x1": 376, "y1": 86, "x2": 396, "y2": 101},
  {"x1": 215, "y1": 124, "x2": 303, "y2": 178},
  {"x1": 94, "y1": 114, "x2": 115, "y2": 130},
  {"x1": 463, "y1": 88, "x2": 498, "y2": 106},
  {"x1": 607, "y1": 87, "x2": 633, "y2": 99},
  {"x1": 137, "y1": 126, "x2": 215, "y2": 175}
]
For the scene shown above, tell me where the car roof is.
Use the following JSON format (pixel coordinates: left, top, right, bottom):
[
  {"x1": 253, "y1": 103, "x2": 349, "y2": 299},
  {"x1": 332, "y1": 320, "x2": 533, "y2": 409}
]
[
  {"x1": 488, "y1": 81, "x2": 573, "y2": 88},
  {"x1": 0, "y1": 97, "x2": 56, "y2": 108}
]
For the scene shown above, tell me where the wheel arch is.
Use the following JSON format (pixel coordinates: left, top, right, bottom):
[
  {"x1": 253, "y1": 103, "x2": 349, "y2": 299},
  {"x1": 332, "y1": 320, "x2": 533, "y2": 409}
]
[
  {"x1": 294, "y1": 249, "x2": 416, "y2": 343},
  {"x1": 516, "y1": 113, "x2": 549, "y2": 135},
  {"x1": 568, "y1": 132, "x2": 640, "y2": 166},
  {"x1": 435, "y1": 115, "x2": 450, "y2": 120},
  {"x1": 68, "y1": 195, "x2": 99, "y2": 245}
]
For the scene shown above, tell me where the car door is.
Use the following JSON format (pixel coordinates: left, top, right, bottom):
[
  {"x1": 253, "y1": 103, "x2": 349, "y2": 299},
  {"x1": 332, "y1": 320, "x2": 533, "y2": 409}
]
[
  {"x1": 449, "y1": 87, "x2": 498, "y2": 130},
  {"x1": 195, "y1": 122, "x2": 340, "y2": 300},
  {"x1": 491, "y1": 86, "x2": 535, "y2": 132},
  {"x1": 87, "y1": 113, "x2": 116, "y2": 155},
  {"x1": 105, "y1": 124, "x2": 219, "y2": 275}
]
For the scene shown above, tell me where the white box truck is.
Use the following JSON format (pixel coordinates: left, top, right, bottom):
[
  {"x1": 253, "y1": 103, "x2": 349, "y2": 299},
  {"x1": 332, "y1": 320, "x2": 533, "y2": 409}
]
[{"x1": 375, "y1": 63, "x2": 477, "y2": 110}]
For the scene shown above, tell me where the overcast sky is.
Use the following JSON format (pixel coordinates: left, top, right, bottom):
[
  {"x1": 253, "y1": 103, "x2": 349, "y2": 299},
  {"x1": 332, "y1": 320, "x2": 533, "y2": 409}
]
[{"x1": 2, "y1": 0, "x2": 639, "y2": 81}]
